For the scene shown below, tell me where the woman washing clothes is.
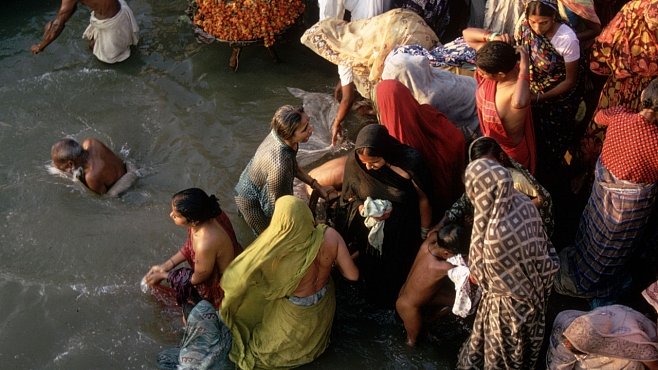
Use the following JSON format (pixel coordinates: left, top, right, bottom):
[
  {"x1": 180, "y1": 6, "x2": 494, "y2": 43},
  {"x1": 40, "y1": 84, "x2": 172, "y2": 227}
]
[
  {"x1": 336, "y1": 124, "x2": 434, "y2": 307},
  {"x1": 143, "y1": 188, "x2": 242, "y2": 309}
]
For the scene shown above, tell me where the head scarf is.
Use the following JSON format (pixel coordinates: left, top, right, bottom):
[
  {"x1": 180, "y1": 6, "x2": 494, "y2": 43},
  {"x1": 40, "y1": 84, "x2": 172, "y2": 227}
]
[
  {"x1": 220, "y1": 196, "x2": 327, "y2": 369},
  {"x1": 464, "y1": 158, "x2": 558, "y2": 300},
  {"x1": 376, "y1": 79, "x2": 465, "y2": 211}
]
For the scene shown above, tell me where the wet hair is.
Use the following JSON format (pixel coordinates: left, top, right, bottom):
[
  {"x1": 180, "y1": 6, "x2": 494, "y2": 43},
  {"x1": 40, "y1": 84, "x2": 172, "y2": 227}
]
[
  {"x1": 525, "y1": 0, "x2": 558, "y2": 19},
  {"x1": 171, "y1": 188, "x2": 222, "y2": 224},
  {"x1": 469, "y1": 137, "x2": 505, "y2": 162},
  {"x1": 437, "y1": 223, "x2": 468, "y2": 255},
  {"x1": 271, "y1": 105, "x2": 306, "y2": 140},
  {"x1": 641, "y1": 78, "x2": 658, "y2": 111},
  {"x1": 51, "y1": 138, "x2": 83, "y2": 164},
  {"x1": 475, "y1": 41, "x2": 519, "y2": 75}
]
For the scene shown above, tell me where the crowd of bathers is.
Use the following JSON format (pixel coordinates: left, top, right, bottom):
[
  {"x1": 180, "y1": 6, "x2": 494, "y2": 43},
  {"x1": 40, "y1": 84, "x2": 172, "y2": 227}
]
[{"x1": 41, "y1": 0, "x2": 658, "y2": 368}]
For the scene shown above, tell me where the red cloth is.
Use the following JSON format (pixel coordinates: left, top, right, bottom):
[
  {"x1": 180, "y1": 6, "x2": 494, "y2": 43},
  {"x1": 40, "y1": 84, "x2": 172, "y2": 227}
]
[
  {"x1": 376, "y1": 79, "x2": 466, "y2": 212},
  {"x1": 179, "y1": 212, "x2": 243, "y2": 308},
  {"x1": 475, "y1": 73, "x2": 536, "y2": 173},
  {"x1": 596, "y1": 106, "x2": 658, "y2": 183}
]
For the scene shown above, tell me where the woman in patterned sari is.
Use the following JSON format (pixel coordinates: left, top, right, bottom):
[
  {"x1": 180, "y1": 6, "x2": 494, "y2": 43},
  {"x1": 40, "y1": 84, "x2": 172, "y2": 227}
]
[
  {"x1": 573, "y1": 0, "x2": 658, "y2": 191},
  {"x1": 457, "y1": 158, "x2": 559, "y2": 369},
  {"x1": 515, "y1": 0, "x2": 584, "y2": 185}
]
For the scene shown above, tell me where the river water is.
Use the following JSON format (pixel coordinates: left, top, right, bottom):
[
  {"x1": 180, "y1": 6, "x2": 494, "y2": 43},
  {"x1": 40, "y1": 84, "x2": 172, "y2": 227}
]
[{"x1": 0, "y1": 1, "x2": 464, "y2": 368}]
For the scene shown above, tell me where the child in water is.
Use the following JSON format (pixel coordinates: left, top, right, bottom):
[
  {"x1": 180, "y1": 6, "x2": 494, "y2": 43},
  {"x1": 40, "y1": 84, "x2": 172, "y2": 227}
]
[{"x1": 395, "y1": 223, "x2": 469, "y2": 346}]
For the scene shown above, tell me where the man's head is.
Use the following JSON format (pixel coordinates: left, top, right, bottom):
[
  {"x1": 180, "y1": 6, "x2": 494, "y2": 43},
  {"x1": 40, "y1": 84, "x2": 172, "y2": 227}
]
[
  {"x1": 475, "y1": 41, "x2": 519, "y2": 79},
  {"x1": 51, "y1": 138, "x2": 83, "y2": 173},
  {"x1": 428, "y1": 223, "x2": 469, "y2": 259}
]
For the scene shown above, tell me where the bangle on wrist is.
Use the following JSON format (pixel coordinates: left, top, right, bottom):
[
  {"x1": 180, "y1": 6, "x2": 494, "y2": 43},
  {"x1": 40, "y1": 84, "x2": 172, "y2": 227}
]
[{"x1": 487, "y1": 32, "x2": 500, "y2": 42}]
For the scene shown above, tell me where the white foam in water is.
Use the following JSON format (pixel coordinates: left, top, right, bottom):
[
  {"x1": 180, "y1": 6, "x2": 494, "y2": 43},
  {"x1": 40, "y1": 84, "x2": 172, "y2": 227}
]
[{"x1": 140, "y1": 277, "x2": 150, "y2": 294}]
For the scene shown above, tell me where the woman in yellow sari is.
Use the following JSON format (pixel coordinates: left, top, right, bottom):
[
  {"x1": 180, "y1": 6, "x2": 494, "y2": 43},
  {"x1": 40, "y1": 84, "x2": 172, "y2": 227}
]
[{"x1": 220, "y1": 196, "x2": 358, "y2": 370}]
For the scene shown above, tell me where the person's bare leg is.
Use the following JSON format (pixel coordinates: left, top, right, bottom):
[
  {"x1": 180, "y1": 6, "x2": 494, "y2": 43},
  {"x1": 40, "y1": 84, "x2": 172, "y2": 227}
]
[{"x1": 396, "y1": 296, "x2": 422, "y2": 347}]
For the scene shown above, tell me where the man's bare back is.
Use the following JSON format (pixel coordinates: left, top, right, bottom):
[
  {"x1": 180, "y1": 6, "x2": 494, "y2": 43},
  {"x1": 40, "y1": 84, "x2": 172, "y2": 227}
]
[
  {"x1": 79, "y1": 0, "x2": 120, "y2": 19},
  {"x1": 82, "y1": 138, "x2": 126, "y2": 194},
  {"x1": 293, "y1": 227, "x2": 358, "y2": 297}
]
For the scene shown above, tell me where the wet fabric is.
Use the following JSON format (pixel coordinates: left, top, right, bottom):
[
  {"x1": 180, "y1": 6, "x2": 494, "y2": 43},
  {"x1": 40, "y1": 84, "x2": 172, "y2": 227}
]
[
  {"x1": 174, "y1": 213, "x2": 242, "y2": 308},
  {"x1": 547, "y1": 306, "x2": 658, "y2": 370},
  {"x1": 475, "y1": 73, "x2": 537, "y2": 173},
  {"x1": 337, "y1": 124, "x2": 433, "y2": 307},
  {"x1": 300, "y1": 8, "x2": 439, "y2": 99},
  {"x1": 577, "y1": 0, "x2": 658, "y2": 170},
  {"x1": 376, "y1": 79, "x2": 466, "y2": 213},
  {"x1": 516, "y1": 19, "x2": 583, "y2": 177},
  {"x1": 394, "y1": 0, "x2": 450, "y2": 37},
  {"x1": 157, "y1": 300, "x2": 232, "y2": 370},
  {"x1": 82, "y1": 0, "x2": 139, "y2": 64},
  {"x1": 444, "y1": 157, "x2": 554, "y2": 236},
  {"x1": 456, "y1": 158, "x2": 559, "y2": 370},
  {"x1": 381, "y1": 47, "x2": 478, "y2": 139},
  {"x1": 555, "y1": 159, "x2": 657, "y2": 300},
  {"x1": 220, "y1": 196, "x2": 334, "y2": 370},
  {"x1": 235, "y1": 129, "x2": 298, "y2": 235}
]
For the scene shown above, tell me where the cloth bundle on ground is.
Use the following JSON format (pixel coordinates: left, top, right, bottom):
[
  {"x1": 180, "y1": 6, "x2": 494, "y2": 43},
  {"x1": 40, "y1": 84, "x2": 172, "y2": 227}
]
[
  {"x1": 82, "y1": 0, "x2": 139, "y2": 63},
  {"x1": 547, "y1": 281, "x2": 658, "y2": 370},
  {"x1": 158, "y1": 300, "x2": 232, "y2": 370},
  {"x1": 300, "y1": 8, "x2": 439, "y2": 99},
  {"x1": 220, "y1": 196, "x2": 335, "y2": 370}
]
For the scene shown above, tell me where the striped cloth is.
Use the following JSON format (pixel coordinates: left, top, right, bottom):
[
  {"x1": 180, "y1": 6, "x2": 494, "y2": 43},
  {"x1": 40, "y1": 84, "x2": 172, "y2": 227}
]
[{"x1": 556, "y1": 158, "x2": 657, "y2": 300}]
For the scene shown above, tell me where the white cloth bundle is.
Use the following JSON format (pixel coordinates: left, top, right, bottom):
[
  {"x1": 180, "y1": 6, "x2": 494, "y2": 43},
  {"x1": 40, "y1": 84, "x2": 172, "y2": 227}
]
[
  {"x1": 447, "y1": 254, "x2": 480, "y2": 317},
  {"x1": 359, "y1": 196, "x2": 392, "y2": 254}
]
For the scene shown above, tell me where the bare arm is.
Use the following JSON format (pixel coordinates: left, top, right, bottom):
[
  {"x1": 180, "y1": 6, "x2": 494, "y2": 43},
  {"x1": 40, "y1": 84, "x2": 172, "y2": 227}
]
[
  {"x1": 32, "y1": 0, "x2": 78, "y2": 54},
  {"x1": 144, "y1": 250, "x2": 186, "y2": 286},
  {"x1": 295, "y1": 161, "x2": 336, "y2": 200},
  {"x1": 537, "y1": 60, "x2": 578, "y2": 102},
  {"x1": 511, "y1": 46, "x2": 532, "y2": 110},
  {"x1": 190, "y1": 242, "x2": 216, "y2": 285},
  {"x1": 462, "y1": 27, "x2": 513, "y2": 51},
  {"x1": 329, "y1": 228, "x2": 359, "y2": 281},
  {"x1": 412, "y1": 180, "x2": 432, "y2": 230},
  {"x1": 332, "y1": 82, "x2": 355, "y2": 146},
  {"x1": 105, "y1": 162, "x2": 139, "y2": 197}
]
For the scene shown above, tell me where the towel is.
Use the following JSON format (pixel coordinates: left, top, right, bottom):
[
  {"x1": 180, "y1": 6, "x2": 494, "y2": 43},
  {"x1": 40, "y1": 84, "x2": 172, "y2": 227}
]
[
  {"x1": 359, "y1": 196, "x2": 392, "y2": 254},
  {"x1": 447, "y1": 254, "x2": 480, "y2": 317}
]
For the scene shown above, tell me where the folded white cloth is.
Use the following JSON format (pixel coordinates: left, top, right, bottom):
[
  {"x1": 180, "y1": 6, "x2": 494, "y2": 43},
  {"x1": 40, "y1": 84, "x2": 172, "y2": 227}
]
[
  {"x1": 83, "y1": 0, "x2": 139, "y2": 63},
  {"x1": 447, "y1": 254, "x2": 480, "y2": 317},
  {"x1": 360, "y1": 196, "x2": 392, "y2": 255}
]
